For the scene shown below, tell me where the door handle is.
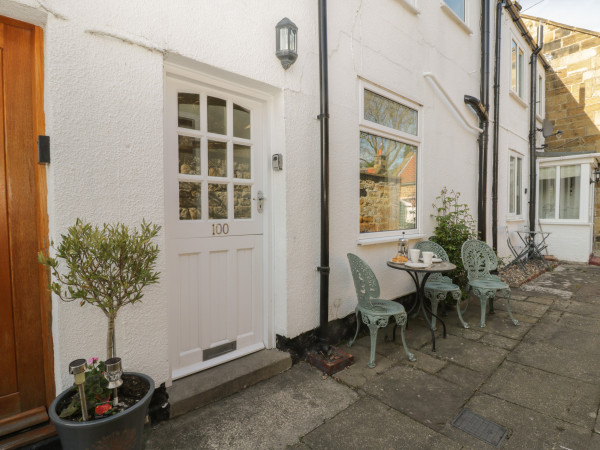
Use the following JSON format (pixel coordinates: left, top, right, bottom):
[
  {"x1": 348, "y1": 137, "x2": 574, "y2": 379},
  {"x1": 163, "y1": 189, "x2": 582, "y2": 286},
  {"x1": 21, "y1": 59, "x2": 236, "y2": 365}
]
[{"x1": 253, "y1": 190, "x2": 264, "y2": 213}]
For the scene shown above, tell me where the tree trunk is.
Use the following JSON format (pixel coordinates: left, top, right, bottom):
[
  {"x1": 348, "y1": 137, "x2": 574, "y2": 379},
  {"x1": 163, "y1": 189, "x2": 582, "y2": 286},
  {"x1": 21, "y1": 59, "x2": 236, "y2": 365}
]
[{"x1": 107, "y1": 315, "x2": 115, "y2": 359}]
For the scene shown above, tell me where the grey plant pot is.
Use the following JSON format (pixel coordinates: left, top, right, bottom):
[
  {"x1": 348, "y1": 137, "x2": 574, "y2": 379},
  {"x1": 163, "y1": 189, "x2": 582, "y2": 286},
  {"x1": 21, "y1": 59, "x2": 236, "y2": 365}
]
[{"x1": 49, "y1": 372, "x2": 155, "y2": 450}]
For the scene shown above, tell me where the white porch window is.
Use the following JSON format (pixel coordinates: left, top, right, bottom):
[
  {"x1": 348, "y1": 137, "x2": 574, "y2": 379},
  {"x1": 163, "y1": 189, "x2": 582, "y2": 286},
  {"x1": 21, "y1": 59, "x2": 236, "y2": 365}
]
[
  {"x1": 538, "y1": 165, "x2": 581, "y2": 220},
  {"x1": 509, "y1": 154, "x2": 523, "y2": 216},
  {"x1": 359, "y1": 82, "x2": 421, "y2": 236}
]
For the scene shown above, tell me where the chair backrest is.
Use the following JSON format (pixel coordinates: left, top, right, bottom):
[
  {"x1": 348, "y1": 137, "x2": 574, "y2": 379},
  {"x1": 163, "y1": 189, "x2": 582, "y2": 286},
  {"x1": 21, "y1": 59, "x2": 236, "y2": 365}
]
[
  {"x1": 347, "y1": 253, "x2": 380, "y2": 308},
  {"x1": 414, "y1": 241, "x2": 449, "y2": 283},
  {"x1": 461, "y1": 240, "x2": 498, "y2": 281},
  {"x1": 414, "y1": 241, "x2": 449, "y2": 262}
]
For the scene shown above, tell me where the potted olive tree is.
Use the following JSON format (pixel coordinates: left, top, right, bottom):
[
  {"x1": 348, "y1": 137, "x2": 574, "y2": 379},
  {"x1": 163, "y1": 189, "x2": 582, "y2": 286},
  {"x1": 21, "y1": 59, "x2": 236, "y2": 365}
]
[{"x1": 39, "y1": 219, "x2": 161, "y2": 450}]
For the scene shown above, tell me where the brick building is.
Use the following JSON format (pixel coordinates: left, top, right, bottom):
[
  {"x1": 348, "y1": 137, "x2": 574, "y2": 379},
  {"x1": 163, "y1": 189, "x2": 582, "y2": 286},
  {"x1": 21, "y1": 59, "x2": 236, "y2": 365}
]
[{"x1": 523, "y1": 16, "x2": 600, "y2": 256}]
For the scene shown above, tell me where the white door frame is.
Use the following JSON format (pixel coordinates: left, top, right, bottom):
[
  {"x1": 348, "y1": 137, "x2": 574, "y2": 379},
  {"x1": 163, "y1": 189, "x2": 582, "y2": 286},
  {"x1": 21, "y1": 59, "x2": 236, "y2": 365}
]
[{"x1": 163, "y1": 63, "x2": 274, "y2": 382}]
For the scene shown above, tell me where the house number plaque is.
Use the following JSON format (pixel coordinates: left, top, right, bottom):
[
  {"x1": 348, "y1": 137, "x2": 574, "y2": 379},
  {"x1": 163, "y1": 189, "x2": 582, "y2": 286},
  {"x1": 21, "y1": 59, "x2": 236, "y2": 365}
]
[{"x1": 212, "y1": 223, "x2": 229, "y2": 235}]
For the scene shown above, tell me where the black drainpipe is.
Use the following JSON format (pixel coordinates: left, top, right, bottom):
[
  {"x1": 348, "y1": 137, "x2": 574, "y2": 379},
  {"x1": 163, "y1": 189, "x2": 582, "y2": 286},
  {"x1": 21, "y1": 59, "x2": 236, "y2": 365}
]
[
  {"x1": 316, "y1": 0, "x2": 331, "y2": 347},
  {"x1": 529, "y1": 26, "x2": 543, "y2": 232},
  {"x1": 478, "y1": 0, "x2": 491, "y2": 242},
  {"x1": 491, "y1": 0, "x2": 505, "y2": 250}
]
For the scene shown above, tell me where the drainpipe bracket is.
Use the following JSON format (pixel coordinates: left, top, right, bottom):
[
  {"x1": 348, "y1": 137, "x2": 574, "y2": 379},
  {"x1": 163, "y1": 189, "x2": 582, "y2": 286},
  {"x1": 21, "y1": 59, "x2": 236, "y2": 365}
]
[
  {"x1": 316, "y1": 113, "x2": 330, "y2": 120},
  {"x1": 317, "y1": 266, "x2": 331, "y2": 274}
]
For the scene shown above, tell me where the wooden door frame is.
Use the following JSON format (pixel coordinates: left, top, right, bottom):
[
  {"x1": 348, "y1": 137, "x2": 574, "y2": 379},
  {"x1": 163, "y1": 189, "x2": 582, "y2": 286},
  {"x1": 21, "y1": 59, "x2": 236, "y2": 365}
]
[{"x1": 1, "y1": 15, "x2": 54, "y2": 407}]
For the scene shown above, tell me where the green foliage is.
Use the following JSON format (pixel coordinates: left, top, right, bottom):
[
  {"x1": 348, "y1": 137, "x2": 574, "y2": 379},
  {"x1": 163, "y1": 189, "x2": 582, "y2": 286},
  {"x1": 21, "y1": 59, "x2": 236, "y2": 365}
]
[
  {"x1": 430, "y1": 188, "x2": 477, "y2": 293},
  {"x1": 59, "y1": 358, "x2": 113, "y2": 420},
  {"x1": 39, "y1": 219, "x2": 161, "y2": 358}
]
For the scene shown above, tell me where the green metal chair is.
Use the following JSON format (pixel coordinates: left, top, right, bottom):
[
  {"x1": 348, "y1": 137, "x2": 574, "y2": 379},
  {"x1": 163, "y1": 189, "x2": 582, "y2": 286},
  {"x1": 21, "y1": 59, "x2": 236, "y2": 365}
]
[
  {"x1": 414, "y1": 241, "x2": 467, "y2": 329},
  {"x1": 461, "y1": 240, "x2": 520, "y2": 328},
  {"x1": 347, "y1": 253, "x2": 416, "y2": 368}
]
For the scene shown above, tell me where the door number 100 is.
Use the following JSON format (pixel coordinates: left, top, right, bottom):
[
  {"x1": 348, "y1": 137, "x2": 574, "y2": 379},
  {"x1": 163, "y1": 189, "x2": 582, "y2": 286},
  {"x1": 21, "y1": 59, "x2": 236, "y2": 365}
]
[{"x1": 212, "y1": 223, "x2": 230, "y2": 235}]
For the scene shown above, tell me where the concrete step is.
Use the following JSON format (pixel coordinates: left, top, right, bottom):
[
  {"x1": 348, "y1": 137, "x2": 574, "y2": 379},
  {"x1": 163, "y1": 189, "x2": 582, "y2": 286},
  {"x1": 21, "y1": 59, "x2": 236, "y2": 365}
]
[{"x1": 168, "y1": 349, "x2": 292, "y2": 419}]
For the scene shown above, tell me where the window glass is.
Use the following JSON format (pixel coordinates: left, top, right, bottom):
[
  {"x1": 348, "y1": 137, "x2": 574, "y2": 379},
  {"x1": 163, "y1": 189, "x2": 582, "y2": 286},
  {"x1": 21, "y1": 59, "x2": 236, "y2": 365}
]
[
  {"x1": 178, "y1": 135, "x2": 201, "y2": 175},
  {"x1": 538, "y1": 167, "x2": 556, "y2": 219},
  {"x1": 511, "y1": 41, "x2": 517, "y2": 92},
  {"x1": 359, "y1": 132, "x2": 417, "y2": 232},
  {"x1": 179, "y1": 182, "x2": 201, "y2": 220},
  {"x1": 207, "y1": 96, "x2": 227, "y2": 135},
  {"x1": 178, "y1": 93, "x2": 200, "y2": 130},
  {"x1": 233, "y1": 104, "x2": 251, "y2": 139},
  {"x1": 444, "y1": 0, "x2": 465, "y2": 20},
  {"x1": 559, "y1": 165, "x2": 580, "y2": 219},
  {"x1": 364, "y1": 90, "x2": 418, "y2": 136},
  {"x1": 509, "y1": 157, "x2": 515, "y2": 213},
  {"x1": 516, "y1": 158, "x2": 522, "y2": 215},
  {"x1": 518, "y1": 49, "x2": 524, "y2": 97}
]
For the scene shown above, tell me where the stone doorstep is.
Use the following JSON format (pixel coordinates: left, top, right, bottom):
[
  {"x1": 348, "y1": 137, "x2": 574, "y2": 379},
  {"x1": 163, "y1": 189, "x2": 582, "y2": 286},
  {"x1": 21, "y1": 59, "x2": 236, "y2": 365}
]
[{"x1": 168, "y1": 349, "x2": 292, "y2": 419}]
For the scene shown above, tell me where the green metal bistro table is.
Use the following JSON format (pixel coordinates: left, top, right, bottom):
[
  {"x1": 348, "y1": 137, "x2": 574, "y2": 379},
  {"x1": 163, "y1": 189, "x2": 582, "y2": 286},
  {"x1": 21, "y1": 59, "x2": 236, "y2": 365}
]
[{"x1": 387, "y1": 260, "x2": 456, "y2": 351}]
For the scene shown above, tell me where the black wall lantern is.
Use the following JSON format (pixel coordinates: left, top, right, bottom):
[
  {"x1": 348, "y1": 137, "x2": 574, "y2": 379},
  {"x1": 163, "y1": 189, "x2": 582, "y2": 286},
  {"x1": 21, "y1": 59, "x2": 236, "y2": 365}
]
[
  {"x1": 276, "y1": 18, "x2": 298, "y2": 69},
  {"x1": 591, "y1": 167, "x2": 600, "y2": 185}
]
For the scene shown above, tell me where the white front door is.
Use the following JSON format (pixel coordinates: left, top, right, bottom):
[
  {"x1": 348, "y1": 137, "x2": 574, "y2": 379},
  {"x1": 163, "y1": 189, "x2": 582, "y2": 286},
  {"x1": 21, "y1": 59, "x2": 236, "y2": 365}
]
[{"x1": 166, "y1": 74, "x2": 265, "y2": 379}]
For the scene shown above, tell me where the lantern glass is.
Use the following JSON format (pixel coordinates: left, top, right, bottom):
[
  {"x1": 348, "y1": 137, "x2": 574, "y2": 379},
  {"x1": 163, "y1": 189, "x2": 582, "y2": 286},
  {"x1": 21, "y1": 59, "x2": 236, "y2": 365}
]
[
  {"x1": 289, "y1": 29, "x2": 297, "y2": 52},
  {"x1": 276, "y1": 18, "x2": 298, "y2": 69},
  {"x1": 279, "y1": 28, "x2": 289, "y2": 51}
]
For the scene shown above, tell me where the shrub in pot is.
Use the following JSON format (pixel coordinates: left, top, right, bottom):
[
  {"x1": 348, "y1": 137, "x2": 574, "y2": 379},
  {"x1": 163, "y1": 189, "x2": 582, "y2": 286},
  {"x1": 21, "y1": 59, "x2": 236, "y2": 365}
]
[{"x1": 39, "y1": 219, "x2": 160, "y2": 450}]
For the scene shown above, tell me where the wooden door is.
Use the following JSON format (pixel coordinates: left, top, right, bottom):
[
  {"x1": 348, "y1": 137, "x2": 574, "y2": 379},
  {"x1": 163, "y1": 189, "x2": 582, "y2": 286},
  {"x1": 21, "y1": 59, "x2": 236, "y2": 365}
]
[
  {"x1": 166, "y1": 75, "x2": 266, "y2": 379},
  {"x1": 0, "y1": 16, "x2": 52, "y2": 421}
]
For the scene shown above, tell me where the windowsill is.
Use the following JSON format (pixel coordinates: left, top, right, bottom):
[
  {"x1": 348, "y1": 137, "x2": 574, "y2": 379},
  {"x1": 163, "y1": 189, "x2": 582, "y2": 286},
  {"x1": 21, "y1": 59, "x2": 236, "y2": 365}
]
[
  {"x1": 506, "y1": 216, "x2": 525, "y2": 222},
  {"x1": 397, "y1": 0, "x2": 420, "y2": 15},
  {"x1": 538, "y1": 220, "x2": 590, "y2": 226},
  {"x1": 509, "y1": 90, "x2": 528, "y2": 109},
  {"x1": 440, "y1": 2, "x2": 472, "y2": 35},
  {"x1": 357, "y1": 233, "x2": 428, "y2": 246}
]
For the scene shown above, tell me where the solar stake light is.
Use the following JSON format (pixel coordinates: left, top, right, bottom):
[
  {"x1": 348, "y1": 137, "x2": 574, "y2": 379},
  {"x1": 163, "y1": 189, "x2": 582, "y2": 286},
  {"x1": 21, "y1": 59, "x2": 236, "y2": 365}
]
[
  {"x1": 69, "y1": 359, "x2": 89, "y2": 421},
  {"x1": 104, "y1": 357, "x2": 123, "y2": 406},
  {"x1": 276, "y1": 18, "x2": 298, "y2": 69}
]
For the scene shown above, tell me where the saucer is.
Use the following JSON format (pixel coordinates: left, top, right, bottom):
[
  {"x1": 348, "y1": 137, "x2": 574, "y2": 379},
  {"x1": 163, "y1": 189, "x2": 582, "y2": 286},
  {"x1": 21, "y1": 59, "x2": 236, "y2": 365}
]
[{"x1": 405, "y1": 262, "x2": 431, "y2": 268}]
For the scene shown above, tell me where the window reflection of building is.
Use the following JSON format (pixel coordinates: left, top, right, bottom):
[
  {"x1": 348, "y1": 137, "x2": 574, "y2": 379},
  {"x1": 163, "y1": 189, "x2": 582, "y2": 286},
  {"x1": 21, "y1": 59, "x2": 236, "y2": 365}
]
[{"x1": 359, "y1": 84, "x2": 420, "y2": 234}]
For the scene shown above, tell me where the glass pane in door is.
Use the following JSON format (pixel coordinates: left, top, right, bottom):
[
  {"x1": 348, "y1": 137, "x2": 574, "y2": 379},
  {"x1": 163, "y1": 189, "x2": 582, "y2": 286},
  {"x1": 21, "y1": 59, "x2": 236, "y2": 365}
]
[
  {"x1": 234, "y1": 145, "x2": 251, "y2": 179},
  {"x1": 178, "y1": 93, "x2": 200, "y2": 130},
  {"x1": 234, "y1": 185, "x2": 251, "y2": 219},
  {"x1": 179, "y1": 182, "x2": 201, "y2": 220},
  {"x1": 233, "y1": 104, "x2": 251, "y2": 139},
  {"x1": 179, "y1": 135, "x2": 201, "y2": 175},
  {"x1": 207, "y1": 96, "x2": 227, "y2": 135},
  {"x1": 208, "y1": 141, "x2": 227, "y2": 177},
  {"x1": 209, "y1": 184, "x2": 228, "y2": 219}
]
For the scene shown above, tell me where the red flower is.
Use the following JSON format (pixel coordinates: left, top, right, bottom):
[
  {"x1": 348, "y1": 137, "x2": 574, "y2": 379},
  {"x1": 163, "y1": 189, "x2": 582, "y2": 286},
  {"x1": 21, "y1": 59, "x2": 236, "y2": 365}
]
[{"x1": 95, "y1": 403, "x2": 112, "y2": 416}]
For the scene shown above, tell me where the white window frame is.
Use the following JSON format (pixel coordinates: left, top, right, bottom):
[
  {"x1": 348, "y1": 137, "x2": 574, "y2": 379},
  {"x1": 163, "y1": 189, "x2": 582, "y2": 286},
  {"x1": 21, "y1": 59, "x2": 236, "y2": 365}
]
[
  {"x1": 511, "y1": 39, "x2": 526, "y2": 100},
  {"x1": 358, "y1": 79, "x2": 423, "y2": 242},
  {"x1": 538, "y1": 162, "x2": 588, "y2": 224},
  {"x1": 508, "y1": 152, "x2": 524, "y2": 219},
  {"x1": 397, "y1": 0, "x2": 420, "y2": 15},
  {"x1": 440, "y1": 0, "x2": 472, "y2": 34}
]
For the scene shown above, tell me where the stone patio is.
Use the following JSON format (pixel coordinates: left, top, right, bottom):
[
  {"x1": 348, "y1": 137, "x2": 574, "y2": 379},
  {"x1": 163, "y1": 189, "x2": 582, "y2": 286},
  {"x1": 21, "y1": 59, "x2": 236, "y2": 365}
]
[{"x1": 146, "y1": 264, "x2": 600, "y2": 449}]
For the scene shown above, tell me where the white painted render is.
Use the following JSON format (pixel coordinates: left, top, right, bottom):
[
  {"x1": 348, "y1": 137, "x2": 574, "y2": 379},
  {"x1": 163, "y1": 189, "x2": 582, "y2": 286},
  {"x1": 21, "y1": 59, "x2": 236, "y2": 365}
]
[{"x1": 1, "y1": 0, "x2": 545, "y2": 390}]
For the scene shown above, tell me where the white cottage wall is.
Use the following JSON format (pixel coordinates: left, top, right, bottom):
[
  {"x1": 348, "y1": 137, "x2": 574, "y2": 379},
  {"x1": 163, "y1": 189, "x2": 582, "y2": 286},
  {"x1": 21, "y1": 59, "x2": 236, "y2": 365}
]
[{"x1": 2, "y1": 0, "x2": 500, "y2": 388}]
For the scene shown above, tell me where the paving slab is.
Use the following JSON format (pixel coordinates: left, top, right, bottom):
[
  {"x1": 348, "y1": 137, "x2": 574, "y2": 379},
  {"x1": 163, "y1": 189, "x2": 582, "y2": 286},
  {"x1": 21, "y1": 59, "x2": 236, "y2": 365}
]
[
  {"x1": 397, "y1": 348, "x2": 448, "y2": 374},
  {"x1": 481, "y1": 360, "x2": 600, "y2": 428},
  {"x1": 146, "y1": 363, "x2": 358, "y2": 450},
  {"x1": 420, "y1": 333, "x2": 508, "y2": 375},
  {"x1": 551, "y1": 299, "x2": 600, "y2": 318},
  {"x1": 548, "y1": 311, "x2": 600, "y2": 335},
  {"x1": 442, "y1": 393, "x2": 599, "y2": 450},
  {"x1": 362, "y1": 364, "x2": 472, "y2": 432},
  {"x1": 524, "y1": 320, "x2": 600, "y2": 355},
  {"x1": 492, "y1": 299, "x2": 549, "y2": 317},
  {"x1": 436, "y1": 363, "x2": 488, "y2": 390},
  {"x1": 479, "y1": 333, "x2": 520, "y2": 351},
  {"x1": 300, "y1": 396, "x2": 462, "y2": 450},
  {"x1": 333, "y1": 344, "x2": 395, "y2": 388},
  {"x1": 508, "y1": 340, "x2": 600, "y2": 384}
]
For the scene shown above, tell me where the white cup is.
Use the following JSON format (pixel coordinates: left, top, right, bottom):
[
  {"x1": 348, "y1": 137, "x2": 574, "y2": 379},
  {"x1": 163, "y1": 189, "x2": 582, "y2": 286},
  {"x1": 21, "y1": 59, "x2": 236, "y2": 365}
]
[
  {"x1": 422, "y1": 251, "x2": 434, "y2": 266},
  {"x1": 409, "y1": 249, "x2": 420, "y2": 263}
]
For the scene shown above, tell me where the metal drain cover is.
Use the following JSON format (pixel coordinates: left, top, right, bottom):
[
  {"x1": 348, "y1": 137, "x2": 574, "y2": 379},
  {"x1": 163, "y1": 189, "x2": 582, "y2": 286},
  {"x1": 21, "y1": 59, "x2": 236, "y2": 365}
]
[{"x1": 451, "y1": 409, "x2": 508, "y2": 447}]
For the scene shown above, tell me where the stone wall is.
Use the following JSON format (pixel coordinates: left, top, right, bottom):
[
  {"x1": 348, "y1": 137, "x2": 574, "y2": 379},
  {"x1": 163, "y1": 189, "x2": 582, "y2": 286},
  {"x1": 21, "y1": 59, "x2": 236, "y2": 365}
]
[{"x1": 523, "y1": 16, "x2": 600, "y2": 255}]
